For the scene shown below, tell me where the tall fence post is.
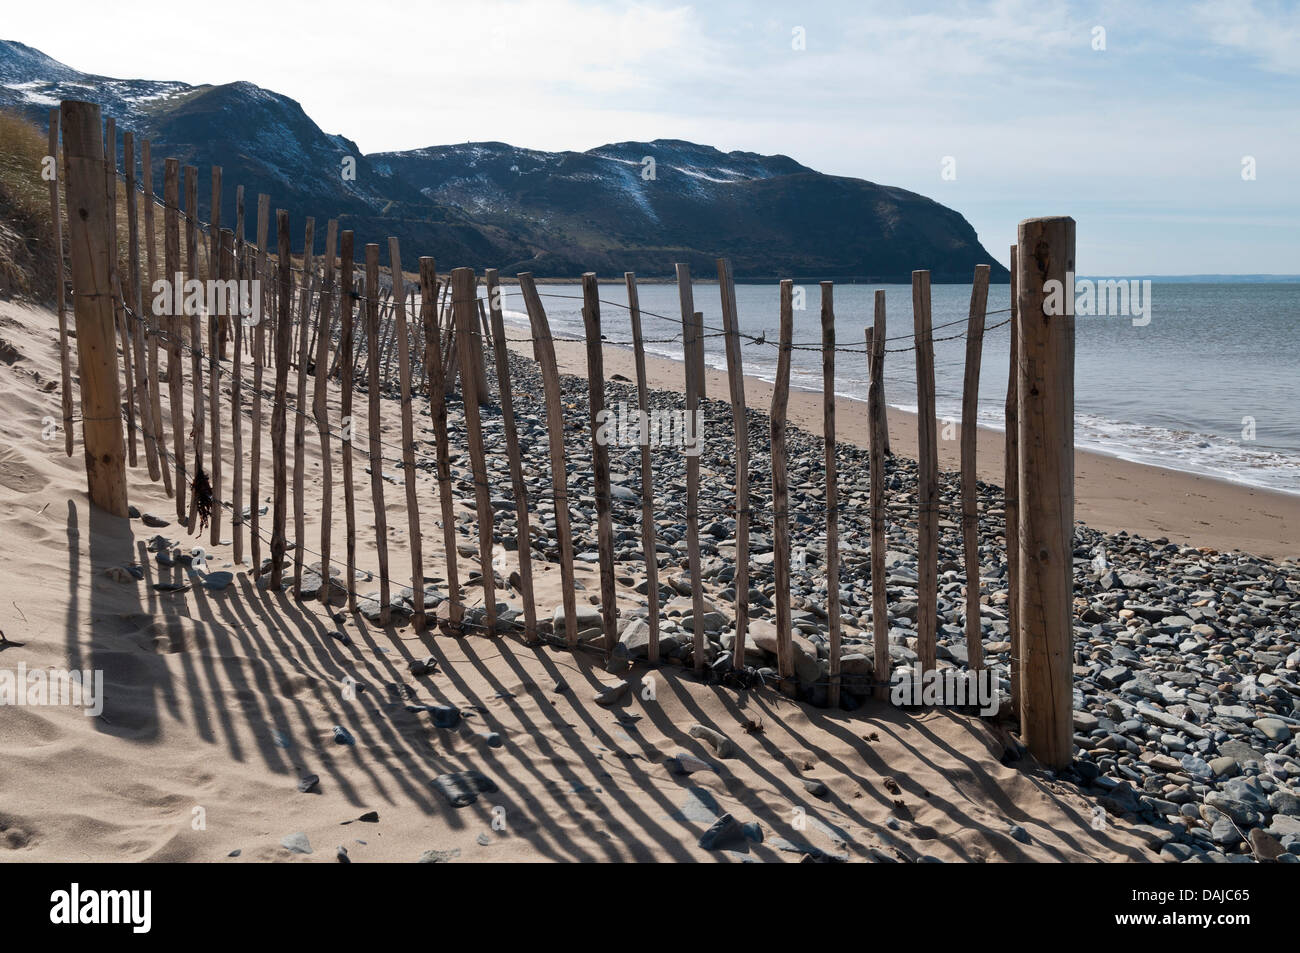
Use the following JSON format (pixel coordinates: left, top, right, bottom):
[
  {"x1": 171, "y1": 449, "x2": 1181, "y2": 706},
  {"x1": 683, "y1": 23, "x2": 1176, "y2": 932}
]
[
  {"x1": 339, "y1": 231, "x2": 359, "y2": 612},
  {"x1": 364, "y1": 244, "x2": 390, "y2": 622},
  {"x1": 580, "y1": 274, "x2": 618, "y2": 652},
  {"x1": 250, "y1": 194, "x2": 270, "y2": 573},
  {"x1": 1005, "y1": 244, "x2": 1021, "y2": 718},
  {"x1": 48, "y1": 108, "x2": 74, "y2": 458},
  {"x1": 684, "y1": 310, "x2": 706, "y2": 673},
  {"x1": 519, "y1": 273, "x2": 578, "y2": 645},
  {"x1": 269, "y1": 209, "x2": 292, "y2": 589},
  {"x1": 821, "y1": 282, "x2": 843, "y2": 707},
  {"x1": 313, "y1": 223, "x2": 338, "y2": 605},
  {"x1": 771, "y1": 279, "x2": 796, "y2": 690},
  {"x1": 141, "y1": 139, "x2": 172, "y2": 497},
  {"x1": 124, "y1": 131, "x2": 159, "y2": 483},
  {"x1": 390, "y1": 237, "x2": 424, "y2": 629},
  {"x1": 487, "y1": 269, "x2": 538, "y2": 643},
  {"x1": 716, "y1": 259, "x2": 748, "y2": 672},
  {"x1": 184, "y1": 165, "x2": 205, "y2": 534},
  {"x1": 961, "y1": 264, "x2": 990, "y2": 671},
  {"x1": 292, "y1": 219, "x2": 316, "y2": 594},
  {"x1": 421, "y1": 257, "x2": 461, "y2": 630},
  {"x1": 1016, "y1": 216, "x2": 1076, "y2": 770},
  {"x1": 912, "y1": 270, "x2": 938, "y2": 676},
  {"x1": 452, "y1": 267, "x2": 495, "y2": 633},
  {"x1": 164, "y1": 159, "x2": 186, "y2": 521},
  {"x1": 625, "y1": 272, "x2": 660, "y2": 662},
  {"x1": 59, "y1": 100, "x2": 128, "y2": 517},
  {"x1": 868, "y1": 292, "x2": 890, "y2": 698}
]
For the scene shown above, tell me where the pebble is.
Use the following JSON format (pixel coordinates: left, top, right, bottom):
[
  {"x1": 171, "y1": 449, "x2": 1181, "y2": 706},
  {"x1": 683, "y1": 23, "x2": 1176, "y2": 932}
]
[
  {"x1": 687, "y1": 723, "x2": 735, "y2": 758},
  {"x1": 280, "y1": 832, "x2": 312, "y2": 854}
]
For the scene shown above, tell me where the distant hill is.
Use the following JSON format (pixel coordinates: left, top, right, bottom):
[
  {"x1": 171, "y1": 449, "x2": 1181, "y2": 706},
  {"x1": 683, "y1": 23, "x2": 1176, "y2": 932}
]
[{"x1": 0, "y1": 39, "x2": 1007, "y2": 281}]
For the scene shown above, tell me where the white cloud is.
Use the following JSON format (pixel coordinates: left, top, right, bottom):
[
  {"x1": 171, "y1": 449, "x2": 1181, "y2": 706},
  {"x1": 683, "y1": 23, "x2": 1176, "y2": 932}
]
[{"x1": 1193, "y1": 0, "x2": 1300, "y2": 75}]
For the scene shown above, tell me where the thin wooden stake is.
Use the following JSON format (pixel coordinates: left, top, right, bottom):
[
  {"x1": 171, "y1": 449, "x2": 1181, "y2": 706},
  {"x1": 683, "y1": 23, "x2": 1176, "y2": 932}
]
[
  {"x1": 364, "y1": 244, "x2": 390, "y2": 623},
  {"x1": 1005, "y1": 245, "x2": 1021, "y2": 718},
  {"x1": 518, "y1": 273, "x2": 578, "y2": 645},
  {"x1": 292, "y1": 218, "x2": 315, "y2": 595},
  {"x1": 389, "y1": 237, "x2": 423, "y2": 629},
  {"x1": 961, "y1": 264, "x2": 991, "y2": 671},
  {"x1": 868, "y1": 293, "x2": 890, "y2": 699},
  {"x1": 420, "y1": 257, "x2": 460, "y2": 630},
  {"x1": 210, "y1": 166, "x2": 226, "y2": 358},
  {"x1": 684, "y1": 308, "x2": 706, "y2": 673},
  {"x1": 184, "y1": 165, "x2": 204, "y2": 534},
  {"x1": 339, "y1": 232, "x2": 358, "y2": 611},
  {"x1": 141, "y1": 139, "x2": 171, "y2": 496},
  {"x1": 230, "y1": 232, "x2": 245, "y2": 565},
  {"x1": 124, "y1": 131, "x2": 159, "y2": 482},
  {"x1": 250, "y1": 194, "x2": 270, "y2": 572},
  {"x1": 104, "y1": 119, "x2": 137, "y2": 471},
  {"x1": 453, "y1": 267, "x2": 495, "y2": 633},
  {"x1": 716, "y1": 260, "x2": 749, "y2": 672},
  {"x1": 207, "y1": 227, "x2": 227, "y2": 547},
  {"x1": 48, "y1": 109, "x2": 73, "y2": 458},
  {"x1": 772, "y1": 279, "x2": 795, "y2": 687},
  {"x1": 580, "y1": 273, "x2": 618, "y2": 652},
  {"x1": 912, "y1": 270, "x2": 939, "y2": 676},
  {"x1": 164, "y1": 158, "x2": 186, "y2": 520},
  {"x1": 312, "y1": 222, "x2": 337, "y2": 602},
  {"x1": 625, "y1": 272, "x2": 659, "y2": 663},
  {"x1": 487, "y1": 269, "x2": 537, "y2": 642},
  {"x1": 821, "y1": 282, "x2": 843, "y2": 707},
  {"x1": 269, "y1": 210, "x2": 293, "y2": 590}
]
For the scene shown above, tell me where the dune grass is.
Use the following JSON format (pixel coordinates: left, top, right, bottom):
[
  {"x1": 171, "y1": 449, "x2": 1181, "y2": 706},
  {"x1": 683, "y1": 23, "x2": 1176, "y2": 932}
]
[{"x1": 0, "y1": 109, "x2": 58, "y2": 300}]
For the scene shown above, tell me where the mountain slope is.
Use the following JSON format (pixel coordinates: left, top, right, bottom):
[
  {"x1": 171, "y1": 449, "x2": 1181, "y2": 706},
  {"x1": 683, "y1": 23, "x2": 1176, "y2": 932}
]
[
  {"x1": 371, "y1": 138, "x2": 1006, "y2": 281},
  {"x1": 1, "y1": 39, "x2": 1006, "y2": 280}
]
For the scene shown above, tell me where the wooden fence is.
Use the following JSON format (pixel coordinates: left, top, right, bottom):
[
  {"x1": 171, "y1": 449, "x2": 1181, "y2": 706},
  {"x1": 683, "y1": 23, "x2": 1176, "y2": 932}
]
[{"x1": 52, "y1": 99, "x2": 1076, "y2": 768}]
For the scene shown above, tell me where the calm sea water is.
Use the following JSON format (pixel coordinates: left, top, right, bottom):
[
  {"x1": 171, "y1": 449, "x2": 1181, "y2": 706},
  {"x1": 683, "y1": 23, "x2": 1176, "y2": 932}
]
[{"x1": 499, "y1": 281, "x2": 1300, "y2": 495}]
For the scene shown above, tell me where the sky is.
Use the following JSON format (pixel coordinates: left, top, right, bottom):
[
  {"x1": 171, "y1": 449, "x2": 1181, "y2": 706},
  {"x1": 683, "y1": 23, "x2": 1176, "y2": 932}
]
[{"x1": 7, "y1": 0, "x2": 1299, "y2": 273}]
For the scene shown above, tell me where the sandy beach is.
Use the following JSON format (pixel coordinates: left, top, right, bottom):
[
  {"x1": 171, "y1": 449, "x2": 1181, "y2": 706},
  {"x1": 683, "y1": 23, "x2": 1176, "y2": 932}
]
[
  {"x1": 1, "y1": 293, "x2": 1297, "y2": 864},
  {"x1": 0, "y1": 296, "x2": 1166, "y2": 863}
]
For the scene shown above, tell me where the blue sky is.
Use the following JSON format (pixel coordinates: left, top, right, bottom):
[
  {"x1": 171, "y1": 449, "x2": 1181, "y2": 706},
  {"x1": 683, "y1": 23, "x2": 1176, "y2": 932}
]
[{"x1": 10, "y1": 0, "x2": 1299, "y2": 273}]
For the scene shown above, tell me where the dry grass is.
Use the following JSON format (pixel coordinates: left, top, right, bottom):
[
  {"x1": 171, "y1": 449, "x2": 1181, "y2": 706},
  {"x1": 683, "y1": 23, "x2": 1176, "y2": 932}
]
[{"x1": 0, "y1": 110, "x2": 58, "y2": 301}]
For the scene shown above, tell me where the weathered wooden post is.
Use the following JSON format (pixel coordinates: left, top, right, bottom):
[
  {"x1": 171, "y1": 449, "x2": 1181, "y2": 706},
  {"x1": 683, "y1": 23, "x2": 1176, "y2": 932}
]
[
  {"x1": 580, "y1": 274, "x2": 618, "y2": 652},
  {"x1": 519, "y1": 273, "x2": 578, "y2": 645},
  {"x1": 716, "y1": 259, "x2": 749, "y2": 672},
  {"x1": 59, "y1": 100, "x2": 128, "y2": 517},
  {"x1": 487, "y1": 269, "x2": 538, "y2": 642},
  {"x1": 1016, "y1": 216, "x2": 1076, "y2": 770},
  {"x1": 48, "y1": 108, "x2": 74, "y2": 458},
  {"x1": 390, "y1": 237, "x2": 424, "y2": 629},
  {"x1": 868, "y1": 292, "x2": 890, "y2": 698},
  {"x1": 771, "y1": 279, "x2": 796, "y2": 688},
  {"x1": 912, "y1": 270, "x2": 938, "y2": 675},
  {"x1": 364, "y1": 244, "x2": 390, "y2": 621},
  {"x1": 1005, "y1": 245, "x2": 1021, "y2": 717},
  {"x1": 626, "y1": 272, "x2": 660, "y2": 662},
  {"x1": 821, "y1": 282, "x2": 843, "y2": 707},
  {"x1": 961, "y1": 264, "x2": 990, "y2": 670},
  {"x1": 452, "y1": 267, "x2": 495, "y2": 632},
  {"x1": 270, "y1": 210, "x2": 292, "y2": 589}
]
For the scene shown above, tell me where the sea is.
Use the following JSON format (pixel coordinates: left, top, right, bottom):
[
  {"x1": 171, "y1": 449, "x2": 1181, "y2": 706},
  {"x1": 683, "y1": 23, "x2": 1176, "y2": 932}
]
[{"x1": 498, "y1": 279, "x2": 1300, "y2": 496}]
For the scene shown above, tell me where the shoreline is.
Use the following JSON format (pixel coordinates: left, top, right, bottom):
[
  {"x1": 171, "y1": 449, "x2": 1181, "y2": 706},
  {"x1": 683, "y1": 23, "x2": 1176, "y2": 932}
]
[{"x1": 509, "y1": 333, "x2": 1300, "y2": 560}]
